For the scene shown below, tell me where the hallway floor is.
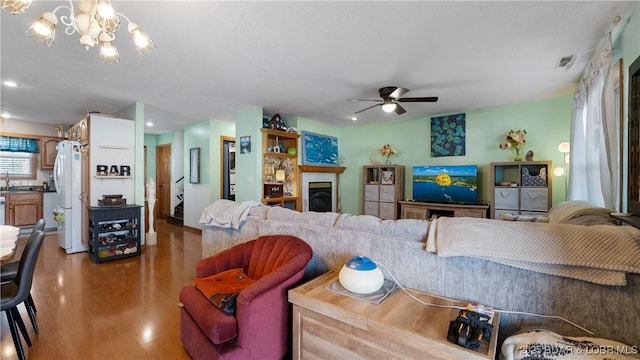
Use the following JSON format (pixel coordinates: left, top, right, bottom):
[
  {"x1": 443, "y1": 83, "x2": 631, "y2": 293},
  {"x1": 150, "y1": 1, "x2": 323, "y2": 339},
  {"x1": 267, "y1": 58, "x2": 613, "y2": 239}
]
[{"x1": 1, "y1": 220, "x2": 201, "y2": 360}]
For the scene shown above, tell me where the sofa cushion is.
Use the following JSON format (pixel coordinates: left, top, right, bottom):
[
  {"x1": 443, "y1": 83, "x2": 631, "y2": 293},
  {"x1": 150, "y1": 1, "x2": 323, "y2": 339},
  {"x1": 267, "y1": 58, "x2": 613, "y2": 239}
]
[
  {"x1": 179, "y1": 286, "x2": 238, "y2": 344},
  {"x1": 335, "y1": 213, "x2": 429, "y2": 242},
  {"x1": 194, "y1": 268, "x2": 256, "y2": 314},
  {"x1": 267, "y1": 206, "x2": 339, "y2": 227}
]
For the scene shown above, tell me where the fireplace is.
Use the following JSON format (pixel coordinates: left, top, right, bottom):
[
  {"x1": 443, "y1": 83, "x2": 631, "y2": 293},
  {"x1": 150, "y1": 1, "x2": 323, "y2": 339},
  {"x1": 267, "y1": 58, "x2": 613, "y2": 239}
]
[
  {"x1": 302, "y1": 172, "x2": 337, "y2": 212},
  {"x1": 308, "y1": 182, "x2": 332, "y2": 212},
  {"x1": 299, "y1": 165, "x2": 346, "y2": 213}
]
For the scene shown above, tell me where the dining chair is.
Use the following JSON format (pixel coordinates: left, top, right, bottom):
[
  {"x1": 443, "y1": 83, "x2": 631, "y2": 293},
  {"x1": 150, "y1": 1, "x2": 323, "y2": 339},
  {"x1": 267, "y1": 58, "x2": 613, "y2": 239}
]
[
  {"x1": 1, "y1": 229, "x2": 45, "y2": 360},
  {"x1": 1, "y1": 218, "x2": 46, "y2": 333}
]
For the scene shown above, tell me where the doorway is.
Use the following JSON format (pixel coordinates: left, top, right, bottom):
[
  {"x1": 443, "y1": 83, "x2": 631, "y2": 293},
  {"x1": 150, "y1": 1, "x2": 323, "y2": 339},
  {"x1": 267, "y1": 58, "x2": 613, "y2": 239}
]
[
  {"x1": 156, "y1": 144, "x2": 172, "y2": 218},
  {"x1": 220, "y1": 136, "x2": 236, "y2": 201}
]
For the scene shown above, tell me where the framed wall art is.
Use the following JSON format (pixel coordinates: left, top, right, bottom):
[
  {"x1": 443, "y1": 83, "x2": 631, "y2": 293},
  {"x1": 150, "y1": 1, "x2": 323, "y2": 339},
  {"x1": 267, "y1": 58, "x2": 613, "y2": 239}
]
[
  {"x1": 240, "y1": 135, "x2": 251, "y2": 154},
  {"x1": 301, "y1": 131, "x2": 339, "y2": 166},
  {"x1": 431, "y1": 113, "x2": 466, "y2": 157},
  {"x1": 190, "y1": 147, "x2": 200, "y2": 183}
]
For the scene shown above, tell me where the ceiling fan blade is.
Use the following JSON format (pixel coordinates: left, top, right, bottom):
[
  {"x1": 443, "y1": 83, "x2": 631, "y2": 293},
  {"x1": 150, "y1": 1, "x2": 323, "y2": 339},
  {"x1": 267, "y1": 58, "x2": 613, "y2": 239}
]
[
  {"x1": 394, "y1": 104, "x2": 407, "y2": 115},
  {"x1": 389, "y1": 87, "x2": 409, "y2": 99},
  {"x1": 379, "y1": 86, "x2": 409, "y2": 99},
  {"x1": 348, "y1": 99, "x2": 382, "y2": 102},
  {"x1": 397, "y1": 96, "x2": 439, "y2": 103},
  {"x1": 354, "y1": 103, "x2": 381, "y2": 114}
]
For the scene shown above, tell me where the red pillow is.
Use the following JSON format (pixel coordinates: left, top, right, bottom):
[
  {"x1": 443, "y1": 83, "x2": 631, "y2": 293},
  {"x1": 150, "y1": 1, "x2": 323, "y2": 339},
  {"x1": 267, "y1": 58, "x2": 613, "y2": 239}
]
[{"x1": 194, "y1": 268, "x2": 255, "y2": 314}]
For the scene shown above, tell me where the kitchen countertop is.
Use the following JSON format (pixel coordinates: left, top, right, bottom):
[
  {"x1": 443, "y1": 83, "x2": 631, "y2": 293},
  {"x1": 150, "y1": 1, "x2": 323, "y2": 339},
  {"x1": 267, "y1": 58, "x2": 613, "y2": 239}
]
[{"x1": 0, "y1": 189, "x2": 56, "y2": 195}]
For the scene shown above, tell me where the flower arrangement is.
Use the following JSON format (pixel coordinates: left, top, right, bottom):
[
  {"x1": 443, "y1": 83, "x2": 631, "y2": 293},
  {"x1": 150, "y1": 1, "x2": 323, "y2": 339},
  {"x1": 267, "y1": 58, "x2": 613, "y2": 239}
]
[
  {"x1": 55, "y1": 124, "x2": 65, "y2": 137},
  {"x1": 499, "y1": 129, "x2": 527, "y2": 161},
  {"x1": 379, "y1": 144, "x2": 397, "y2": 164}
]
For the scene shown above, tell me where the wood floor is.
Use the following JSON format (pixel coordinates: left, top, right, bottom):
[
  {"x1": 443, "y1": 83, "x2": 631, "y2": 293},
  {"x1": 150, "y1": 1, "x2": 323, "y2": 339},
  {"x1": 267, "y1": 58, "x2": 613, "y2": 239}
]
[{"x1": 1, "y1": 219, "x2": 202, "y2": 360}]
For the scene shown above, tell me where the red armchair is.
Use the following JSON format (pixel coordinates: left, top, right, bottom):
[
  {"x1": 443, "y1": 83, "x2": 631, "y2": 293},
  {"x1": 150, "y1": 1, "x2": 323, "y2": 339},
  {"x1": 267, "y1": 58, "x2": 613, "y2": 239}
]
[{"x1": 179, "y1": 235, "x2": 312, "y2": 360}]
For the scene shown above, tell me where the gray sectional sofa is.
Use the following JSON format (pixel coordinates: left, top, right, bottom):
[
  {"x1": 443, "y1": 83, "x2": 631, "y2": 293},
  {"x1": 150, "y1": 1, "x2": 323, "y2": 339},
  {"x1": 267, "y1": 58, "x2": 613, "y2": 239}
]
[{"x1": 200, "y1": 201, "x2": 640, "y2": 350}]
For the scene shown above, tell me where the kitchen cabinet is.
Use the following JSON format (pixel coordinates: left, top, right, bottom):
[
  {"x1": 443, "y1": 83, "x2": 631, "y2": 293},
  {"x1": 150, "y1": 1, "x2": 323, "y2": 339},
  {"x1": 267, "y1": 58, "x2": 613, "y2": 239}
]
[
  {"x1": 67, "y1": 117, "x2": 89, "y2": 145},
  {"x1": 88, "y1": 205, "x2": 141, "y2": 263},
  {"x1": 40, "y1": 136, "x2": 65, "y2": 170},
  {"x1": 5, "y1": 192, "x2": 43, "y2": 228}
]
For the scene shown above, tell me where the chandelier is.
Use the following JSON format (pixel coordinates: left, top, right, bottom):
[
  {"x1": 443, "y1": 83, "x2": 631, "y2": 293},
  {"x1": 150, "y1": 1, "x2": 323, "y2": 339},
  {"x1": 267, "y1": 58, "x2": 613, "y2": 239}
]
[{"x1": 1, "y1": 0, "x2": 155, "y2": 64}]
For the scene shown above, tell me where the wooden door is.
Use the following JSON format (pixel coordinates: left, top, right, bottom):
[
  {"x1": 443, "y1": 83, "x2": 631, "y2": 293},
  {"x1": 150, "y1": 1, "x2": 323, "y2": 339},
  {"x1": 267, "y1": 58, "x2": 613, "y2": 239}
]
[{"x1": 156, "y1": 144, "x2": 172, "y2": 218}]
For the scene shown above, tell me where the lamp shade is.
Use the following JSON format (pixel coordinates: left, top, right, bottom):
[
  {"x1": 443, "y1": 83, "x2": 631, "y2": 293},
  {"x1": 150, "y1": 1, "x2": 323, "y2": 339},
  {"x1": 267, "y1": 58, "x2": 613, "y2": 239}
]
[
  {"x1": 558, "y1": 142, "x2": 570, "y2": 153},
  {"x1": 338, "y1": 256, "x2": 384, "y2": 294}
]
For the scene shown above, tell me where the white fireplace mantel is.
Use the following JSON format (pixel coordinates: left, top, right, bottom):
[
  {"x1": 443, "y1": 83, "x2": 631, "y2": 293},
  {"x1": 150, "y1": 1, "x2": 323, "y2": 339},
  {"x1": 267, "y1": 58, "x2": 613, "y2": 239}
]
[{"x1": 299, "y1": 165, "x2": 346, "y2": 212}]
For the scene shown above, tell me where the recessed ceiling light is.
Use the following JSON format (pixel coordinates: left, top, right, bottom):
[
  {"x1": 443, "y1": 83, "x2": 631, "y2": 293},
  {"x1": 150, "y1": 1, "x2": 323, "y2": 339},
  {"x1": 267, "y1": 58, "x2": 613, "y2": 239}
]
[
  {"x1": 146, "y1": 121, "x2": 153, "y2": 126},
  {"x1": 3, "y1": 81, "x2": 20, "y2": 87},
  {"x1": 350, "y1": 116, "x2": 357, "y2": 121}
]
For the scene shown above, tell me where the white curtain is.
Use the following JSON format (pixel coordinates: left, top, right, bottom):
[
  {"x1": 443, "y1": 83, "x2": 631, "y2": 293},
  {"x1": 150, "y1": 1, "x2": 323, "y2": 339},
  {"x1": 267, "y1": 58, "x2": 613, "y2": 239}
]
[
  {"x1": 567, "y1": 36, "x2": 617, "y2": 209},
  {"x1": 568, "y1": 83, "x2": 587, "y2": 201}
]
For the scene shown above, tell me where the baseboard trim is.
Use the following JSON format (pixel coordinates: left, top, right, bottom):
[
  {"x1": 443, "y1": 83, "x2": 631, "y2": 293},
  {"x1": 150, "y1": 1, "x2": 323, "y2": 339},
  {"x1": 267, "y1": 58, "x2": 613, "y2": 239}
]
[{"x1": 183, "y1": 226, "x2": 202, "y2": 235}]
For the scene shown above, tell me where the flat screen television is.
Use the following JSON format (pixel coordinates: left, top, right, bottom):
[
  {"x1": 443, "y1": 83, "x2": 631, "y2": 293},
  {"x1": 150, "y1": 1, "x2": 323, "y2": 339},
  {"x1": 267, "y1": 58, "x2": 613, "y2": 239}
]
[{"x1": 412, "y1": 165, "x2": 478, "y2": 204}]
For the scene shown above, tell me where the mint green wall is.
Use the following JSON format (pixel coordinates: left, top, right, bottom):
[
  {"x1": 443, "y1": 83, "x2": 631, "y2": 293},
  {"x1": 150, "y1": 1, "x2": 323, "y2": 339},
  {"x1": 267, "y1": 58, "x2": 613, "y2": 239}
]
[
  {"x1": 157, "y1": 132, "x2": 174, "y2": 146},
  {"x1": 185, "y1": 121, "x2": 211, "y2": 185},
  {"x1": 620, "y1": 2, "x2": 639, "y2": 61},
  {"x1": 208, "y1": 119, "x2": 235, "y2": 202},
  {"x1": 293, "y1": 116, "x2": 340, "y2": 138},
  {"x1": 235, "y1": 106, "x2": 263, "y2": 202},
  {"x1": 337, "y1": 96, "x2": 573, "y2": 215}
]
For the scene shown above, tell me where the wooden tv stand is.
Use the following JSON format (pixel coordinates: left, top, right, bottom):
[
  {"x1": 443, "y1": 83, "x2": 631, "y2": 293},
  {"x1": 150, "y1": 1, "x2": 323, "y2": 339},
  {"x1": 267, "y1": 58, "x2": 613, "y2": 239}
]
[{"x1": 399, "y1": 201, "x2": 489, "y2": 219}]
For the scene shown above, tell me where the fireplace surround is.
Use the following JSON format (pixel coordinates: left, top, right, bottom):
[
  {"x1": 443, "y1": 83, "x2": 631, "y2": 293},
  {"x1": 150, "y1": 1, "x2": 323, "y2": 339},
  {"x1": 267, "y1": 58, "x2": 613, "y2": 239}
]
[{"x1": 299, "y1": 165, "x2": 346, "y2": 213}]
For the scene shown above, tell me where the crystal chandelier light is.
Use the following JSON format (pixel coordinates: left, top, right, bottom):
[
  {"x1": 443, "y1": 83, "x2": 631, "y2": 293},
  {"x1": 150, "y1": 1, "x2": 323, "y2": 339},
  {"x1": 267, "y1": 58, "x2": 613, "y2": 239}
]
[{"x1": 2, "y1": 0, "x2": 155, "y2": 64}]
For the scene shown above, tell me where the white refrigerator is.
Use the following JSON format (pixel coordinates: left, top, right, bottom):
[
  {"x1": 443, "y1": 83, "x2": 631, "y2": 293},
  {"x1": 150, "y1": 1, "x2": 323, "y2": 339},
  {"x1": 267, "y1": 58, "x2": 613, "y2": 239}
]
[{"x1": 54, "y1": 140, "x2": 87, "y2": 254}]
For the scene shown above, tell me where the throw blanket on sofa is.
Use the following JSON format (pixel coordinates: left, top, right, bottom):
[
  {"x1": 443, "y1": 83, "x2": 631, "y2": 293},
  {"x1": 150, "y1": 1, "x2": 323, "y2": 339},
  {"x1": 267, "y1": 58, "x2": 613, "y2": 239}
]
[
  {"x1": 426, "y1": 217, "x2": 640, "y2": 286},
  {"x1": 199, "y1": 200, "x2": 263, "y2": 229},
  {"x1": 546, "y1": 200, "x2": 615, "y2": 225}
]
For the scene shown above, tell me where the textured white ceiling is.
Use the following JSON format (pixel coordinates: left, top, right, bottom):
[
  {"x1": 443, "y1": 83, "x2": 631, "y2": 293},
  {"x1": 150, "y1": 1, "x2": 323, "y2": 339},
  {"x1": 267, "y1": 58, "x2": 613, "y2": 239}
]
[{"x1": 0, "y1": 1, "x2": 635, "y2": 134}]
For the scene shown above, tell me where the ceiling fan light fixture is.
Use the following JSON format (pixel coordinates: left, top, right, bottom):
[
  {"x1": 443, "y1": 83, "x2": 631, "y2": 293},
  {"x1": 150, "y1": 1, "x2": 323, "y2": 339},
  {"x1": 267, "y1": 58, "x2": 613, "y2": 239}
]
[
  {"x1": 381, "y1": 102, "x2": 397, "y2": 113},
  {"x1": 2, "y1": 0, "x2": 32, "y2": 14}
]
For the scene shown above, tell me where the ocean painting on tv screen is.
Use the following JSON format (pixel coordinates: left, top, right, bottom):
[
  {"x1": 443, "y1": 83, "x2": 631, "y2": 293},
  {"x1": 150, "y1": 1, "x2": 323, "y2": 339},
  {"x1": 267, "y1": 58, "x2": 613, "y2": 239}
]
[{"x1": 412, "y1": 165, "x2": 478, "y2": 204}]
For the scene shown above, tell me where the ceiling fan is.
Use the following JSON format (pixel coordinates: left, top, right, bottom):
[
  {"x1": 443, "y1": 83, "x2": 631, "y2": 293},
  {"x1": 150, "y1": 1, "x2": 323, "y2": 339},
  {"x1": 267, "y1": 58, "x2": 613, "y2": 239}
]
[{"x1": 349, "y1": 86, "x2": 438, "y2": 115}]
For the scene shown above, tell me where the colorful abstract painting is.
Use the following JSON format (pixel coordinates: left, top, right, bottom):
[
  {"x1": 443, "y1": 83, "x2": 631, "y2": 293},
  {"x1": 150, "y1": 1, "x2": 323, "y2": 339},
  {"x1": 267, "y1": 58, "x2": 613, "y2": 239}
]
[{"x1": 430, "y1": 113, "x2": 466, "y2": 157}]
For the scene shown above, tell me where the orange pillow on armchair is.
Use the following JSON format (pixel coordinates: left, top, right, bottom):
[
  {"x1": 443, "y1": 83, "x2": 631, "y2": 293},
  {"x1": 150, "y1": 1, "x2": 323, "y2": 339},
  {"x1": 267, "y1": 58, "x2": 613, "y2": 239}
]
[{"x1": 194, "y1": 268, "x2": 256, "y2": 314}]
